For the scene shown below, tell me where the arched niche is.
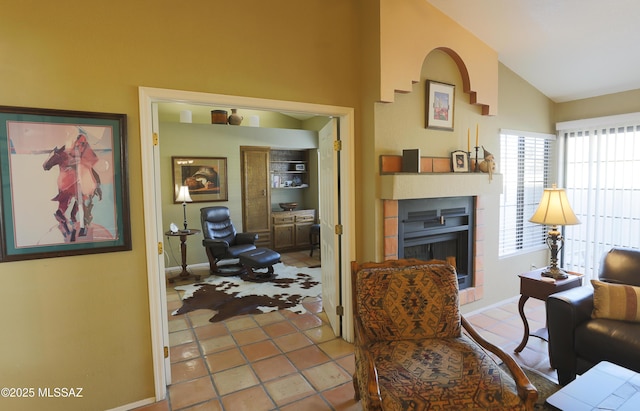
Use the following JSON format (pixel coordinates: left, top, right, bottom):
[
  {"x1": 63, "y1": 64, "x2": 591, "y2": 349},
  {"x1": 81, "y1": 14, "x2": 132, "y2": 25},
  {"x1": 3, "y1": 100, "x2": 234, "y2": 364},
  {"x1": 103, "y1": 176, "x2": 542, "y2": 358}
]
[
  {"x1": 433, "y1": 47, "x2": 490, "y2": 116},
  {"x1": 379, "y1": 0, "x2": 499, "y2": 114}
]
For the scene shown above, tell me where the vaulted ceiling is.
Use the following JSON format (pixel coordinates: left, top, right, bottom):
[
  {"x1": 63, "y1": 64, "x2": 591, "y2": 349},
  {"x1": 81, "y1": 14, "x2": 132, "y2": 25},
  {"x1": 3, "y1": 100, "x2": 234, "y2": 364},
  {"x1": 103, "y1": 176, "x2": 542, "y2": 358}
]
[{"x1": 427, "y1": 0, "x2": 640, "y2": 102}]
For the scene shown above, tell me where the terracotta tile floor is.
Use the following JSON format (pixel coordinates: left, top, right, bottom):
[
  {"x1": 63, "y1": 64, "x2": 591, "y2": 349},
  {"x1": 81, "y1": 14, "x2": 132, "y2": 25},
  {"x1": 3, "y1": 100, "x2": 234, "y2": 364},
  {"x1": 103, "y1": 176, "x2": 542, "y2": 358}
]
[{"x1": 135, "y1": 252, "x2": 557, "y2": 411}]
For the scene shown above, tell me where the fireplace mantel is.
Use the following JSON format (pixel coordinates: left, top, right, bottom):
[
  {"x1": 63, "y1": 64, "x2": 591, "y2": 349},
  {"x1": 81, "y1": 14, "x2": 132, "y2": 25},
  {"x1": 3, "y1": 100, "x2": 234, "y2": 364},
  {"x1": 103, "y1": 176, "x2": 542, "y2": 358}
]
[{"x1": 379, "y1": 173, "x2": 503, "y2": 200}]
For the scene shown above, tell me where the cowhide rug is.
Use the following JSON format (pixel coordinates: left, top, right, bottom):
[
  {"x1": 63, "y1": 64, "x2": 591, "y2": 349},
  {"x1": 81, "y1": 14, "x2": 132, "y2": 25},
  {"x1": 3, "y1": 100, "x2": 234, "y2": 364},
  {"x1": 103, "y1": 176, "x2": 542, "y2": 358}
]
[{"x1": 172, "y1": 263, "x2": 321, "y2": 323}]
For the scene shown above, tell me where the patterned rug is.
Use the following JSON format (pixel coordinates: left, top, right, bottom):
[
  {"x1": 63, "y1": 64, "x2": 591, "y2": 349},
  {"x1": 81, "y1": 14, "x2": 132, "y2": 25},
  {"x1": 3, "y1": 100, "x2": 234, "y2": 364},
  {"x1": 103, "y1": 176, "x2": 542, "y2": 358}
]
[
  {"x1": 500, "y1": 363, "x2": 561, "y2": 410},
  {"x1": 172, "y1": 263, "x2": 321, "y2": 322}
]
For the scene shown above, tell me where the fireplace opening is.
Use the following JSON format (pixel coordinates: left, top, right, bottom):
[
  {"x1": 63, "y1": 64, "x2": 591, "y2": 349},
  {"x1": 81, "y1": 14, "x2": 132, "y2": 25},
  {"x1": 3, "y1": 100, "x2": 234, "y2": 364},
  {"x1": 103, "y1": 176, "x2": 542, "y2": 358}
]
[{"x1": 398, "y1": 197, "x2": 474, "y2": 289}]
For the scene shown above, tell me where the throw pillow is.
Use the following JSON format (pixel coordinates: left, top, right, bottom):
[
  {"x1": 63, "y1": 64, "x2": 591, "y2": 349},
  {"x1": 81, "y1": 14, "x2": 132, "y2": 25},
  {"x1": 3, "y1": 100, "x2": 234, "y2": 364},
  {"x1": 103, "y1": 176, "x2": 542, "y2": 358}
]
[{"x1": 591, "y1": 279, "x2": 640, "y2": 322}]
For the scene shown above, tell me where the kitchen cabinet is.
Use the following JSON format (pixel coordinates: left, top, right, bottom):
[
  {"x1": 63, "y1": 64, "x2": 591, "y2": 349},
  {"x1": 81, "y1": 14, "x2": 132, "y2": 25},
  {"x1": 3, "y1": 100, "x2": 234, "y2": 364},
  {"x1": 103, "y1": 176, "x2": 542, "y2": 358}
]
[{"x1": 272, "y1": 209, "x2": 316, "y2": 251}]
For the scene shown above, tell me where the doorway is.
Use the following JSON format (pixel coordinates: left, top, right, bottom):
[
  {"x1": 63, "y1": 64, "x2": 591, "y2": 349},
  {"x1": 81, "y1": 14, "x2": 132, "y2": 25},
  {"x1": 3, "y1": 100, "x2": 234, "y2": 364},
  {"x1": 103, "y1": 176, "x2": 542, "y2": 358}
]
[{"x1": 138, "y1": 86, "x2": 355, "y2": 400}]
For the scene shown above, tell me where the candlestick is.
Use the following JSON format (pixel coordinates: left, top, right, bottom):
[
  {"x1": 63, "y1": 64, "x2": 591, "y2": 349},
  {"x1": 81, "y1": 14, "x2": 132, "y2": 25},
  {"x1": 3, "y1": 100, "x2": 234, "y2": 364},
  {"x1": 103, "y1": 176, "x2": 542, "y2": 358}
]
[
  {"x1": 467, "y1": 128, "x2": 470, "y2": 152},
  {"x1": 476, "y1": 124, "x2": 479, "y2": 147},
  {"x1": 474, "y1": 146, "x2": 480, "y2": 172}
]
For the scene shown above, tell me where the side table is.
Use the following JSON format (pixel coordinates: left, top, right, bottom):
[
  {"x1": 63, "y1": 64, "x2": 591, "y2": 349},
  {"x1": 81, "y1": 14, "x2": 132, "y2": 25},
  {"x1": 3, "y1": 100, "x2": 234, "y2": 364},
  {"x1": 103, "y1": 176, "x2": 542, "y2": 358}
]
[
  {"x1": 165, "y1": 229, "x2": 201, "y2": 283},
  {"x1": 546, "y1": 361, "x2": 640, "y2": 410},
  {"x1": 514, "y1": 268, "x2": 582, "y2": 353}
]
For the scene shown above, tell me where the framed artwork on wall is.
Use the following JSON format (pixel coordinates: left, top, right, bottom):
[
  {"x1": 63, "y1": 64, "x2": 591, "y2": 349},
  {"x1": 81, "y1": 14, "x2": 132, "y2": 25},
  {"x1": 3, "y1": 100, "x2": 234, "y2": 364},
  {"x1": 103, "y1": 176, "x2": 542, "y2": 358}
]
[
  {"x1": 0, "y1": 106, "x2": 131, "y2": 262},
  {"x1": 451, "y1": 150, "x2": 469, "y2": 172},
  {"x1": 426, "y1": 80, "x2": 455, "y2": 131},
  {"x1": 172, "y1": 156, "x2": 228, "y2": 203}
]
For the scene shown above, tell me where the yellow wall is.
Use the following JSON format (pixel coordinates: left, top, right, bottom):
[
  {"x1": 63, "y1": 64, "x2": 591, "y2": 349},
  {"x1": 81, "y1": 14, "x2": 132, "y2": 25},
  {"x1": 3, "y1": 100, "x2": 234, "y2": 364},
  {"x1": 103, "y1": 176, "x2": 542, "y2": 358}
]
[
  {"x1": 465, "y1": 63, "x2": 557, "y2": 312},
  {"x1": 0, "y1": 1, "x2": 360, "y2": 409},
  {"x1": 4, "y1": 0, "x2": 637, "y2": 409},
  {"x1": 379, "y1": 0, "x2": 499, "y2": 113},
  {"x1": 372, "y1": 50, "x2": 557, "y2": 310},
  {"x1": 360, "y1": 0, "x2": 502, "y2": 263}
]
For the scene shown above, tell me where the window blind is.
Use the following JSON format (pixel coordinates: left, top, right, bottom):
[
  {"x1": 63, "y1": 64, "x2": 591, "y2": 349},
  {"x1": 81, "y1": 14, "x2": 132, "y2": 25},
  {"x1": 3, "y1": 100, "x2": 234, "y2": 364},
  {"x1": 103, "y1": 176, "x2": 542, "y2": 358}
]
[
  {"x1": 499, "y1": 130, "x2": 554, "y2": 257},
  {"x1": 559, "y1": 118, "x2": 640, "y2": 279}
]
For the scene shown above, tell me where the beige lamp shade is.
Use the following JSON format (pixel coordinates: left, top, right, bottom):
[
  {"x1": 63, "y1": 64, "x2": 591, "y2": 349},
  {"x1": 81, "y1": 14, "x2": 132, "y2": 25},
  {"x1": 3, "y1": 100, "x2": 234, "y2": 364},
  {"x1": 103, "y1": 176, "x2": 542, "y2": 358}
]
[
  {"x1": 529, "y1": 184, "x2": 580, "y2": 226},
  {"x1": 176, "y1": 186, "x2": 192, "y2": 203}
]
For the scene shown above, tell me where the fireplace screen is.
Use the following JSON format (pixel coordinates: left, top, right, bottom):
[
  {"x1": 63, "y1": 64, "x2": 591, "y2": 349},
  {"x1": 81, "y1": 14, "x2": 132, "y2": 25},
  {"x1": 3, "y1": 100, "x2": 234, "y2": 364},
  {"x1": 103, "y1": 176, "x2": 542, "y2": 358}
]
[{"x1": 399, "y1": 197, "x2": 474, "y2": 289}]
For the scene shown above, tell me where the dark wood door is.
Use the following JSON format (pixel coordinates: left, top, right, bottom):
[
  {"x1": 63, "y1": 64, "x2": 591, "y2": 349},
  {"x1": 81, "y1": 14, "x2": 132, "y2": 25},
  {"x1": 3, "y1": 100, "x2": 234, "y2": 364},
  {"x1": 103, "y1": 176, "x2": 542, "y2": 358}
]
[{"x1": 241, "y1": 147, "x2": 271, "y2": 248}]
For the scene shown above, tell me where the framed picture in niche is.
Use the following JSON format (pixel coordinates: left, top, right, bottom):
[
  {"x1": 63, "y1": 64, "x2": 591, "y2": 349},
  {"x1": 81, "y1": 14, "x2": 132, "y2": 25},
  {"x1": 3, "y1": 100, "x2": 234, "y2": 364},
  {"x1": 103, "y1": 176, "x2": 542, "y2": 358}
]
[
  {"x1": 426, "y1": 80, "x2": 455, "y2": 131},
  {"x1": 451, "y1": 150, "x2": 469, "y2": 172}
]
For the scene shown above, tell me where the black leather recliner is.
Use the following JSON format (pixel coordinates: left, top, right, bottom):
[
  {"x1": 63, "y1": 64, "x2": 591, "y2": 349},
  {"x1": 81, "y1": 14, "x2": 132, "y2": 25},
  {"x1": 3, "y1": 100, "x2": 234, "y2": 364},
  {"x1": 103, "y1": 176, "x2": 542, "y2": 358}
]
[
  {"x1": 200, "y1": 206, "x2": 257, "y2": 274},
  {"x1": 547, "y1": 247, "x2": 640, "y2": 385}
]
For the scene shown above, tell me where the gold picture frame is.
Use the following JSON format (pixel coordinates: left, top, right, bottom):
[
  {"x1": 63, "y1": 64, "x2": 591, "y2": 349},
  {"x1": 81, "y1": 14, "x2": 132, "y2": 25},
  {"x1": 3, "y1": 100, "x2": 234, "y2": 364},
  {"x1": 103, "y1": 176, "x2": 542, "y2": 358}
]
[{"x1": 172, "y1": 156, "x2": 228, "y2": 203}]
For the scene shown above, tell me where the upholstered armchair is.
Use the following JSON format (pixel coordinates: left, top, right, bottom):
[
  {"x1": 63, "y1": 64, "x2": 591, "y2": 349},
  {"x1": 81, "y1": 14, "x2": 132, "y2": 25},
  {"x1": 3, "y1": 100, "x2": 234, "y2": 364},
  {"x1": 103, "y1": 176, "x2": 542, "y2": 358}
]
[
  {"x1": 547, "y1": 247, "x2": 640, "y2": 385},
  {"x1": 200, "y1": 206, "x2": 257, "y2": 275},
  {"x1": 351, "y1": 259, "x2": 537, "y2": 411}
]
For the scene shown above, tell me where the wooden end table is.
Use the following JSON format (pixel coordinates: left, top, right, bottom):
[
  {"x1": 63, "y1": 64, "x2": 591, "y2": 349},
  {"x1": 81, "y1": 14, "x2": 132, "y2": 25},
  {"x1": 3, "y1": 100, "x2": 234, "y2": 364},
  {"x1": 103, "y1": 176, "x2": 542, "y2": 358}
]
[
  {"x1": 514, "y1": 268, "x2": 582, "y2": 353},
  {"x1": 165, "y1": 229, "x2": 201, "y2": 283}
]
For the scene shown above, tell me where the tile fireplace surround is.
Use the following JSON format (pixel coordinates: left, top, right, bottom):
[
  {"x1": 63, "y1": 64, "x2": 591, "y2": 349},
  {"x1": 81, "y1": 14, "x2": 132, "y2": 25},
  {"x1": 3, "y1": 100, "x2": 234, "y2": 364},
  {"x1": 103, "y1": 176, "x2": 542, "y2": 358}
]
[
  {"x1": 380, "y1": 161, "x2": 502, "y2": 306},
  {"x1": 383, "y1": 198, "x2": 485, "y2": 305}
]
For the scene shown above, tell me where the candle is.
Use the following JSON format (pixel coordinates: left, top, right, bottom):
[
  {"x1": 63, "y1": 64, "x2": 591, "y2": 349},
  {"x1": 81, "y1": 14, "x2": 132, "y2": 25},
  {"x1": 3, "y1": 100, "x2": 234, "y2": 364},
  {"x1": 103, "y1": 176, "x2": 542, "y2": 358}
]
[
  {"x1": 467, "y1": 128, "x2": 470, "y2": 152},
  {"x1": 475, "y1": 124, "x2": 479, "y2": 147}
]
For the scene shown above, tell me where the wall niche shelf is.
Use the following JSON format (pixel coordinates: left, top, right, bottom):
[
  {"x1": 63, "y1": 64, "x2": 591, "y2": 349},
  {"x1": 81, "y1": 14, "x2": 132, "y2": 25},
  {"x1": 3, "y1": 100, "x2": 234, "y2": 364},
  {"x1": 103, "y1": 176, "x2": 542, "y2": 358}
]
[{"x1": 270, "y1": 149, "x2": 309, "y2": 189}]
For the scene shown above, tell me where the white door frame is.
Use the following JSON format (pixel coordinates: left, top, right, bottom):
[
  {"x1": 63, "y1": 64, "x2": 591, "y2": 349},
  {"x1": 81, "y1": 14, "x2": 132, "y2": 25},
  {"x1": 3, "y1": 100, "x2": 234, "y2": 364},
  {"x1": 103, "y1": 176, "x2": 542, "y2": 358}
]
[{"x1": 138, "y1": 86, "x2": 355, "y2": 400}]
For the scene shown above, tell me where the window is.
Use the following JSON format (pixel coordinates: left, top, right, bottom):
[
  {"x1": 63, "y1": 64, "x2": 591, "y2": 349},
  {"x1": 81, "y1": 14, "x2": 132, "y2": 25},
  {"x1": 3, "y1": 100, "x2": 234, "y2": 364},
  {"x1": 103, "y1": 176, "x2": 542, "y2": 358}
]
[
  {"x1": 558, "y1": 114, "x2": 640, "y2": 279},
  {"x1": 499, "y1": 130, "x2": 554, "y2": 257}
]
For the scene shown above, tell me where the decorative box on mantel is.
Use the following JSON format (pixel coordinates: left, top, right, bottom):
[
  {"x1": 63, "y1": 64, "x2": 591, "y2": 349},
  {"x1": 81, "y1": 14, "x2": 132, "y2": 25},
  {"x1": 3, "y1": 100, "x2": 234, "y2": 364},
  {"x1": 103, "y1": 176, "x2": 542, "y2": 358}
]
[{"x1": 379, "y1": 154, "x2": 502, "y2": 200}]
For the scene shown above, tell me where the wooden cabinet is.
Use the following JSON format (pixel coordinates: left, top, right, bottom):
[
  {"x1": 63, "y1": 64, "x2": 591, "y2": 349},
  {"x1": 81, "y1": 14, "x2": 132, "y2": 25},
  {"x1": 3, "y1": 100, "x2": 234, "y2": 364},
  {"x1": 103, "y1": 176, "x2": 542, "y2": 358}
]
[
  {"x1": 295, "y1": 220, "x2": 313, "y2": 248},
  {"x1": 272, "y1": 209, "x2": 316, "y2": 251},
  {"x1": 273, "y1": 219, "x2": 295, "y2": 250},
  {"x1": 240, "y1": 147, "x2": 271, "y2": 248},
  {"x1": 270, "y1": 149, "x2": 309, "y2": 189}
]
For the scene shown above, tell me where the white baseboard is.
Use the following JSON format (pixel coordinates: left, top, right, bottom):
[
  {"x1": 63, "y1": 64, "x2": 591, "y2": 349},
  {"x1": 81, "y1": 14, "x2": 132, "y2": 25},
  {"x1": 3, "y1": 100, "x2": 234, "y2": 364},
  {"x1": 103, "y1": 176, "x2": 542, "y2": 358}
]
[
  {"x1": 462, "y1": 295, "x2": 520, "y2": 317},
  {"x1": 164, "y1": 262, "x2": 210, "y2": 276},
  {"x1": 104, "y1": 396, "x2": 156, "y2": 411}
]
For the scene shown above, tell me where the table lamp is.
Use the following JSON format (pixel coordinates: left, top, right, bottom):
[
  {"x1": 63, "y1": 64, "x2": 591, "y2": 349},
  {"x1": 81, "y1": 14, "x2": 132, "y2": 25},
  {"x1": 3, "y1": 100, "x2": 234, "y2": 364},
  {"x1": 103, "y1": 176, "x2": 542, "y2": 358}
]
[
  {"x1": 529, "y1": 184, "x2": 580, "y2": 279},
  {"x1": 176, "y1": 185, "x2": 193, "y2": 232}
]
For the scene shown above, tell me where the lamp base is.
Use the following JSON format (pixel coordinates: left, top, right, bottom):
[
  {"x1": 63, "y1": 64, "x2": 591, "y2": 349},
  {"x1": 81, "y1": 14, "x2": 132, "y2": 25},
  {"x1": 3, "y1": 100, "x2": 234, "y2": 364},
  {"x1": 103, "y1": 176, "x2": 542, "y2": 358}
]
[{"x1": 541, "y1": 266, "x2": 569, "y2": 280}]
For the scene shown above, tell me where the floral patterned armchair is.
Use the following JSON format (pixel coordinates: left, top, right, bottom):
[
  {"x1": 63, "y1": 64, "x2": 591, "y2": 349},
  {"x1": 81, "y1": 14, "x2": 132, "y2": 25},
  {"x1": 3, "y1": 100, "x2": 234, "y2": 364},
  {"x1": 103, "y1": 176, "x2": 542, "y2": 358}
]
[{"x1": 351, "y1": 259, "x2": 537, "y2": 410}]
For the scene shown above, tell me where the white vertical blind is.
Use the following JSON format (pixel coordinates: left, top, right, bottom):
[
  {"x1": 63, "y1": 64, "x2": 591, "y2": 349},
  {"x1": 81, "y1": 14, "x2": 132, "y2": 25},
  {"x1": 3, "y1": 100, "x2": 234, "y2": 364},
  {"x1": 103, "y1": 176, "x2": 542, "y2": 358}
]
[
  {"x1": 560, "y1": 118, "x2": 640, "y2": 279},
  {"x1": 499, "y1": 130, "x2": 554, "y2": 256}
]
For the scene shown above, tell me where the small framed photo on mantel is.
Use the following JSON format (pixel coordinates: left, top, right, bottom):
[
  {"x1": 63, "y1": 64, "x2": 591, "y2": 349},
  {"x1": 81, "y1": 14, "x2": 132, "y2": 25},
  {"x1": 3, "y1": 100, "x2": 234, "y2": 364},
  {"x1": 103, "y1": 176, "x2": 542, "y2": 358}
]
[
  {"x1": 451, "y1": 150, "x2": 469, "y2": 173},
  {"x1": 426, "y1": 80, "x2": 455, "y2": 131}
]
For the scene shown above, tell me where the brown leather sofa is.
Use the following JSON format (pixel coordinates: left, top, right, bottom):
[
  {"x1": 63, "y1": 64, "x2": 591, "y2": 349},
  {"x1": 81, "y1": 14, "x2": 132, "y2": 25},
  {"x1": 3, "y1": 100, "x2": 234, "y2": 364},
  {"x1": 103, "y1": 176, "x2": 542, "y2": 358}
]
[{"x1": 546, "y1": 247, "x2": 640, "y2": 385}]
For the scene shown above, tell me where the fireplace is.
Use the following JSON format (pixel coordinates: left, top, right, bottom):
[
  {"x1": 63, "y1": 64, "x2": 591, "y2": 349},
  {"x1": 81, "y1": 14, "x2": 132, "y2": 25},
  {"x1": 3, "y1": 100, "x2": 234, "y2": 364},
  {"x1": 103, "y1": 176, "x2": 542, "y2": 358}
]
[{"x1": 398, "y1": 197, "x2": 474, "y2": 289}]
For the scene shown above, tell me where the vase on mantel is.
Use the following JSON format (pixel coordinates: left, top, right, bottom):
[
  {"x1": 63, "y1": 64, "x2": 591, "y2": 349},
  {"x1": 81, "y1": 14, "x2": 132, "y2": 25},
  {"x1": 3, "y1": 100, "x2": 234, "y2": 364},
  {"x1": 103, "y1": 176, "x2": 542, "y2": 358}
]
[{"x1": 228, "y1": 109, "x2": 243, "y2": 125}]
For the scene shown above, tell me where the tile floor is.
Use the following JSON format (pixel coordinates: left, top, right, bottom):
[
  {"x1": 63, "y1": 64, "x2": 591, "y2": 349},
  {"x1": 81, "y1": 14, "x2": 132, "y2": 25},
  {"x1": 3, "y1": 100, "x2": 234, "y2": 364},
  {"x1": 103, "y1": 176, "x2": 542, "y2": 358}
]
[{"x1": 135, "y1": 252, "x2": 556, "y2": 411}]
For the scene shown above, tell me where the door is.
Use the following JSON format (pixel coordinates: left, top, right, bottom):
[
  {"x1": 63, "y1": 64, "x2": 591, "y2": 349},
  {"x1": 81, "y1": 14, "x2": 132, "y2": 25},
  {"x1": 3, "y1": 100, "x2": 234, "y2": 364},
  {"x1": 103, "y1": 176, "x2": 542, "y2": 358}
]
[
  {"x1": 319, "y1": 118, "x2": 341, "y2": 336},
  {"x1": 240, "y1": 147, "x2": 271, "y2": 248},
  {"x1": 151, "y1": 103, "x2": 172, "y2": 385},
  {"x1": 139, "y1": 87, "x2": 355, "y2": 397}
]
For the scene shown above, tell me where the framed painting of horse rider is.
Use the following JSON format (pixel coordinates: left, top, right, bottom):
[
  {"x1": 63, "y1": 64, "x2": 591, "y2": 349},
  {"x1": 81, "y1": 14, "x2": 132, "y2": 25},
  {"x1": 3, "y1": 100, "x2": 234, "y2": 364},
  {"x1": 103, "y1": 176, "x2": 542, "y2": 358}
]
[{"x1": 0, "y1": 106, "x2": 131, "y2": 262}]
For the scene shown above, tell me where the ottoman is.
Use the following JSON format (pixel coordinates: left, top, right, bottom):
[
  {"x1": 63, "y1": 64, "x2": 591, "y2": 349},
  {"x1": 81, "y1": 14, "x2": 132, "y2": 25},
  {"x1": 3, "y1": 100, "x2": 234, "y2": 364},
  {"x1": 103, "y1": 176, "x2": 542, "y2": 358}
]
[{"x1": 238, "y1": 248, "x2": 281, "y2": 280}]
